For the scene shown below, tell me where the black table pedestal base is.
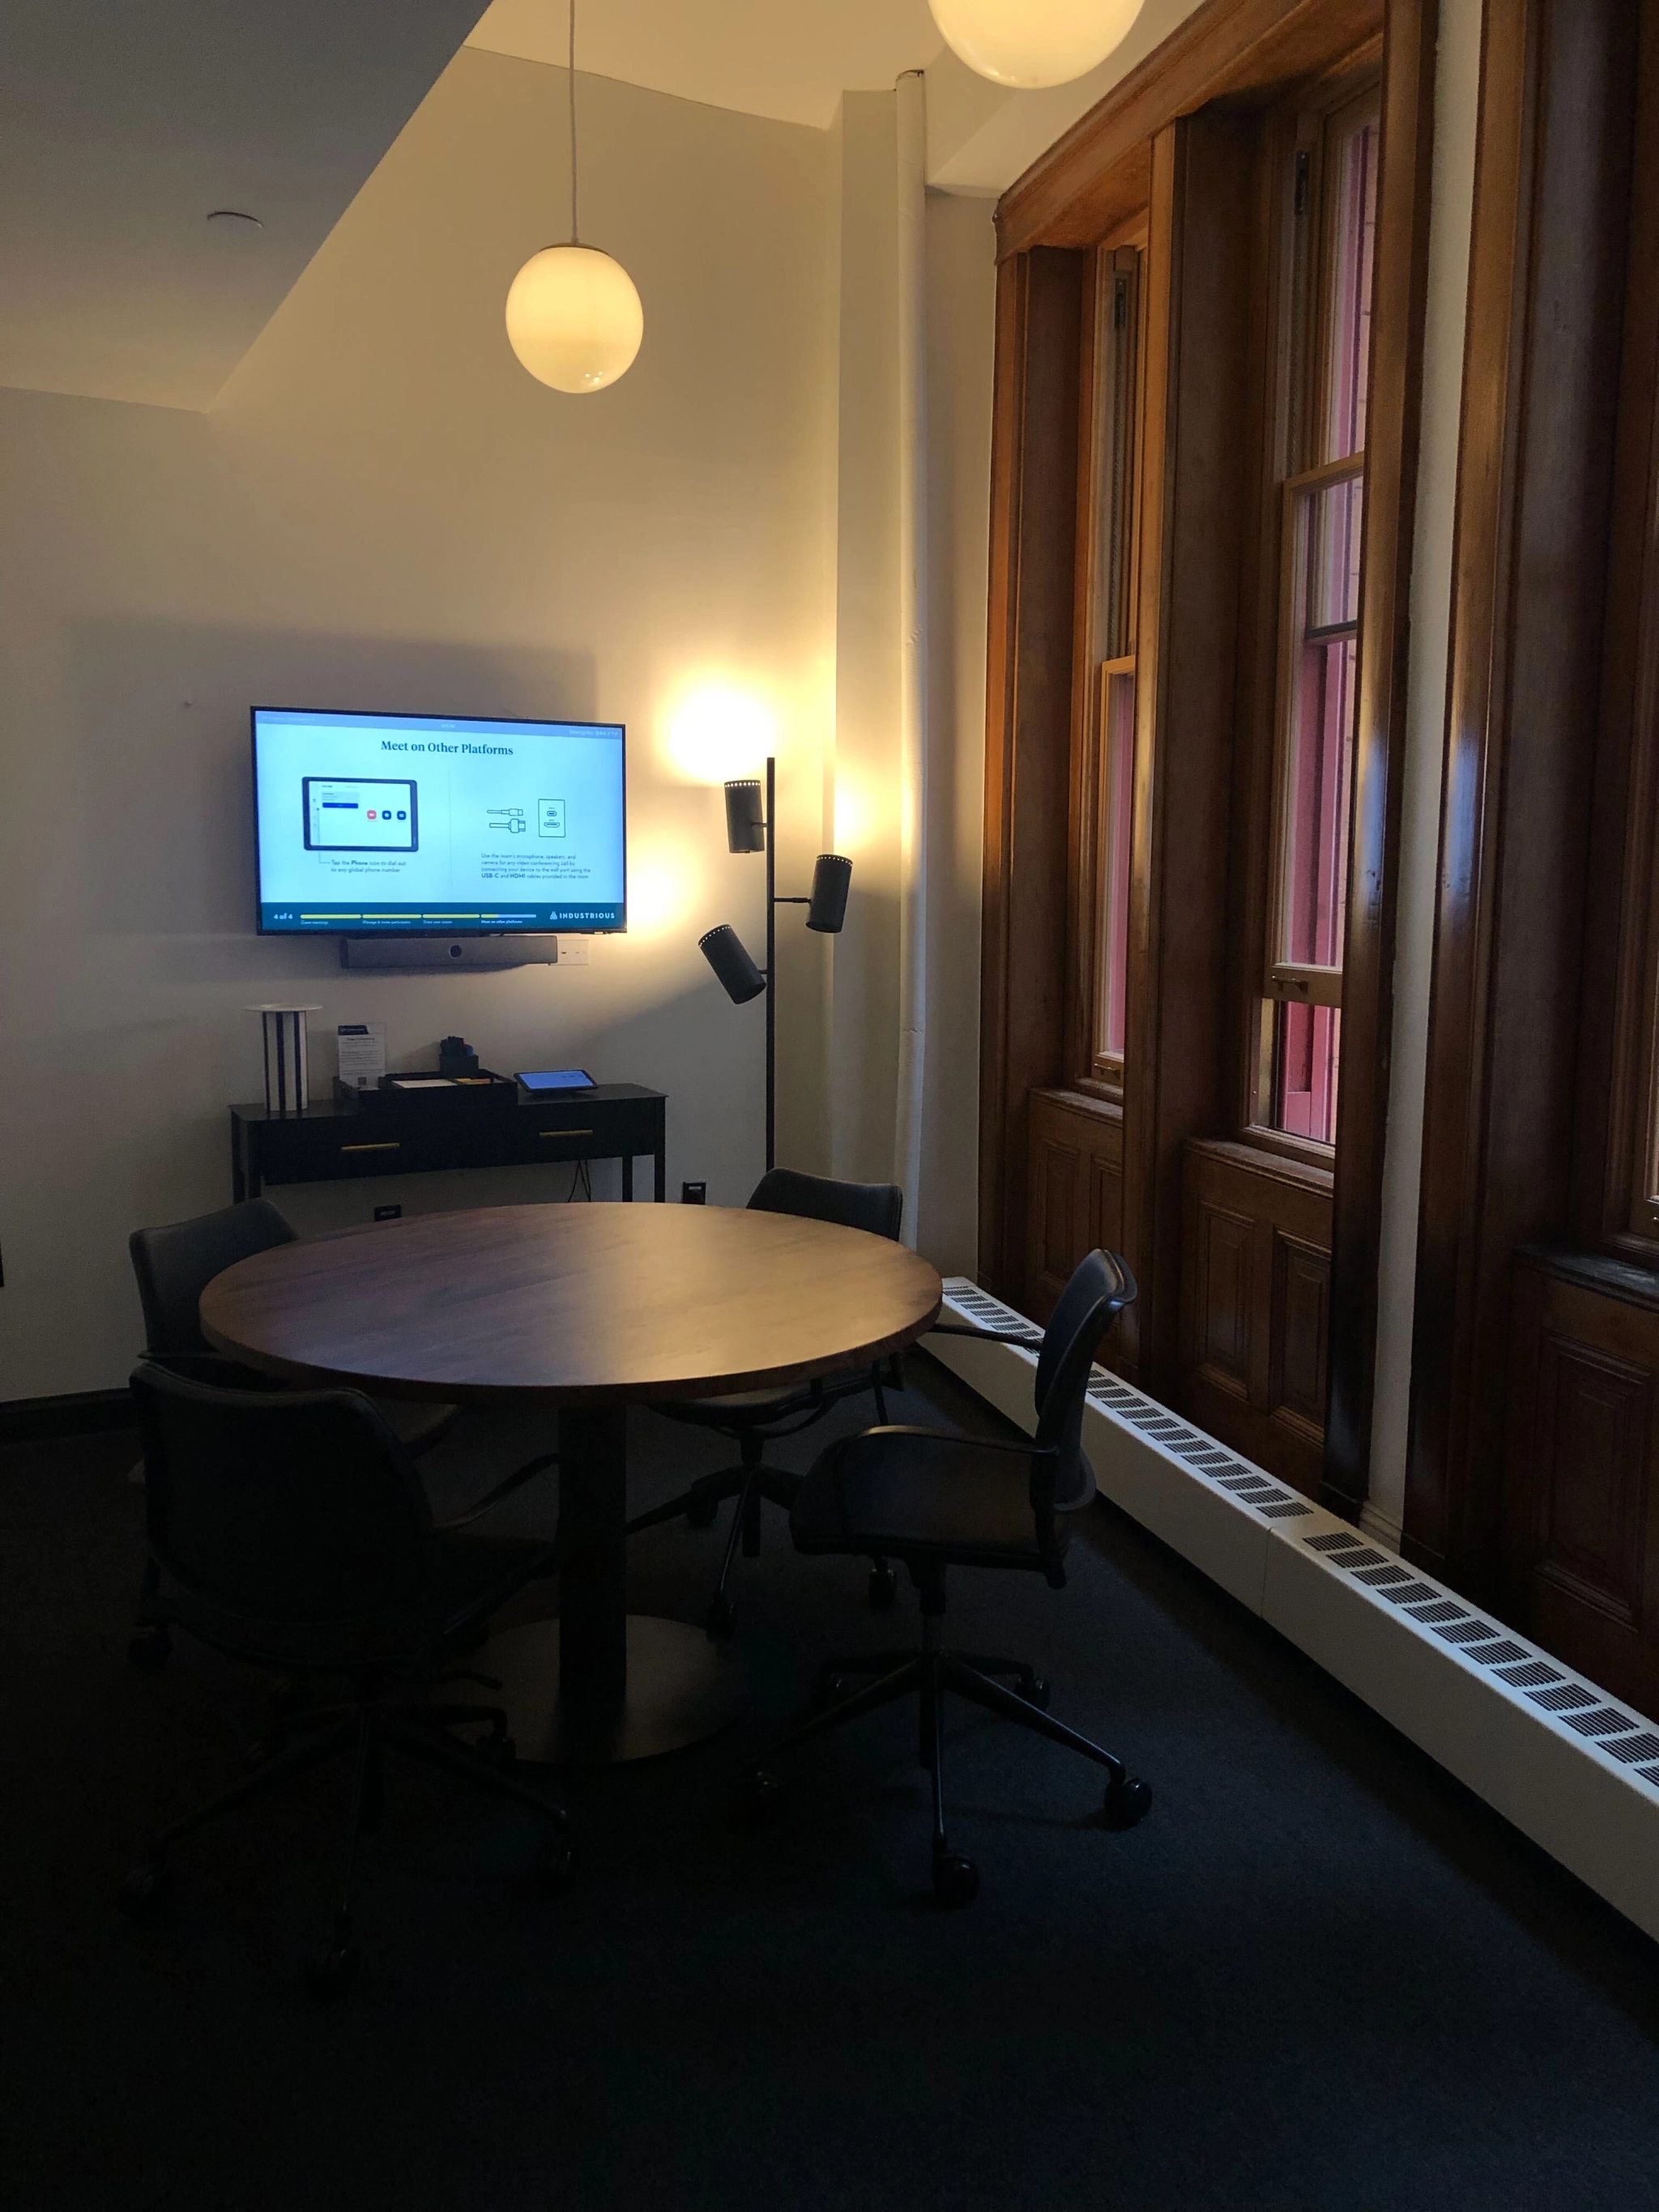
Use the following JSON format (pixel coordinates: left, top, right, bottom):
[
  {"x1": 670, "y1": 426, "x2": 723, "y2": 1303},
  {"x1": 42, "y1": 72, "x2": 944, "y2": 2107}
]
[{"x1": 478, "y1": 1617, "x2": 747, "y2": 1765}]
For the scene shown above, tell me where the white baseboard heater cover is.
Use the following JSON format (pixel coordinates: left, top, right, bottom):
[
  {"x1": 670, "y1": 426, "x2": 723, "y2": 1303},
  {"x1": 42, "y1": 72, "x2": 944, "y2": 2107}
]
[{"x1": 926, "y1": 1279, "x2": 1659, "y2": 1946}]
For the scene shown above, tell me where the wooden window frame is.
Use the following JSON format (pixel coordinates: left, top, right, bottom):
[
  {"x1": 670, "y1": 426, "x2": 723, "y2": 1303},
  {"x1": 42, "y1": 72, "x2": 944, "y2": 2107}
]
[
  {"x1": 979, "y1": 0, "x2": 1433, "y2": 1498},
  {"x1": 1064, "y1": 228, "x2": 1149, "y2": 1105}
]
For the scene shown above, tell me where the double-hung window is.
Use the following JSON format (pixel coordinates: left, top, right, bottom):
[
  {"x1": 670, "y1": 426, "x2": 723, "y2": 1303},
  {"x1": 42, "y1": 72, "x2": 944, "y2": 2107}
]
[{"x1": 1258, "y1": 92, "x2": 1380, "y2": 1147}]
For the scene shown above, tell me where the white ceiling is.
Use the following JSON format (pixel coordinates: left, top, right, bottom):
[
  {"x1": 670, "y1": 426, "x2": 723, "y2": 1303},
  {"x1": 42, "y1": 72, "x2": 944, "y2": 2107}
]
[
  {"x1": 467, "y1": 0, "x2": 947, "y2": 131},
  {"x1": 0, "y1": 0, "x2": 484, "y2": 409}
]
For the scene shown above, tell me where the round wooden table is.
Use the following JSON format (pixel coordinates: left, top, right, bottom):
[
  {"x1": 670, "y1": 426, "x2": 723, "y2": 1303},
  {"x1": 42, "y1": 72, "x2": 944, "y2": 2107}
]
[{"x1": 199, "y1": 1203, "x2": 943, "y2": 1763}]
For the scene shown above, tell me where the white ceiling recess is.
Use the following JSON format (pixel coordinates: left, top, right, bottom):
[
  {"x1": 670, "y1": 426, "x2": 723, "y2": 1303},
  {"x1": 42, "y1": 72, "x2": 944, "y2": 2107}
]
[
  {"x1": 467, "y1": 0, "x2": 946, "y2": 130},
  {"x1": 469, "y1": 0, "x2": 1211, "y2": 196}
]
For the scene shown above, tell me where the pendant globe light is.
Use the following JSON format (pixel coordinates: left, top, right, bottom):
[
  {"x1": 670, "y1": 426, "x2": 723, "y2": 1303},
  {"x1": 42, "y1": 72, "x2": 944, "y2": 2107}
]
[
  {"x1": 928, "y1": 0, "x2": 1145, "y2": 89},
  {"x1": 505, "y1": 0, "x2": 643, "y2": 393}
]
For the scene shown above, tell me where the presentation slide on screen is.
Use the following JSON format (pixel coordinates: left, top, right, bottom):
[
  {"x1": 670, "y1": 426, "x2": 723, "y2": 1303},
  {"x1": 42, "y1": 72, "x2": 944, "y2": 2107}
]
[{"x1": 254, "y1": 710, "x2": 626, "y2": 931}]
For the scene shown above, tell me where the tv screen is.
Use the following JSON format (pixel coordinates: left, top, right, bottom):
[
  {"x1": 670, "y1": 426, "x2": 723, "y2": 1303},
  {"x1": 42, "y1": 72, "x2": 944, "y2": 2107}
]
[{"x1": 252, "y1": 707, "x2": 627, "y2": 936}]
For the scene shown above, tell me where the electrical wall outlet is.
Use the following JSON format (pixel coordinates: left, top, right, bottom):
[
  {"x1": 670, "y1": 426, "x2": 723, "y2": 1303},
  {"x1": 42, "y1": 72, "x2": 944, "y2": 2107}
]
[
  {"x1": 681, "y1": 1181, "x2": 706, "y2": 1205},
  {"x1": 557, "y1": 936, "x2": 591, "y2": 965},
  {"x1": 373, "y1": 1204, "x2": 403, "y2": 1222}
]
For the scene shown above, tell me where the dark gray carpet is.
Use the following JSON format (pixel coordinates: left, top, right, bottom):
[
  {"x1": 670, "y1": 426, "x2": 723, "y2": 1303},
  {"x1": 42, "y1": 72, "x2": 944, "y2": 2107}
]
[{"x1": 2, "y1": 1352, "x2": 1656, "y2": 2211}]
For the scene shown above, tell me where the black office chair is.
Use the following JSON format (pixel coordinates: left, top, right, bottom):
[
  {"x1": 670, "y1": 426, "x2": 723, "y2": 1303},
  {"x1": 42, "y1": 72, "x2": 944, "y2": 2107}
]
[
  {"x1": 629, "y1": 1168, "x2": 906, "y2": 1638},
  {"x1": 126, "y1": 1200, "x2": 461, "y2": 1670},
  {"x1": 747, "y1": 1249, "x2": 1150, "y2": 1907},
  {"x1": 120, "y1": 1356, "x2": 569, "y2": 1998}
]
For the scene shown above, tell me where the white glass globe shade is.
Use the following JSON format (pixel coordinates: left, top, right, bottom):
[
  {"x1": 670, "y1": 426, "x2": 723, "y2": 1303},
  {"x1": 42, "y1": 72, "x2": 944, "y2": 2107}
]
[
  {"x1": 928, "y1": 0, "x2": 1144, "y2": 88},
  {"x1": 505, "y1": 244, "x2": 644, "y2": 394}
]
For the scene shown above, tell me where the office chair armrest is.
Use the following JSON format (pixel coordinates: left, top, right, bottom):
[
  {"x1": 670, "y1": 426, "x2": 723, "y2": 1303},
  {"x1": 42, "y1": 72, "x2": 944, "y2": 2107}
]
[
  {"x1": 435, "y1": 1451, "x2": 560, "y2": 1532},
  {"x1": 925, "y1": 1323, "x2": 1043, "y2": 1348},
  {"x1": 859, "y1": 1424, "x2": 1051, "y2": 1460}
]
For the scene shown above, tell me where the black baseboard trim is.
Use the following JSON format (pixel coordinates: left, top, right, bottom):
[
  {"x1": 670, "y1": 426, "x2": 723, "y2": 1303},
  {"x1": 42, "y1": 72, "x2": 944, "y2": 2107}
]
[{"x1": 0, "y1": 1388, "x2": 134, "y2": 1443}]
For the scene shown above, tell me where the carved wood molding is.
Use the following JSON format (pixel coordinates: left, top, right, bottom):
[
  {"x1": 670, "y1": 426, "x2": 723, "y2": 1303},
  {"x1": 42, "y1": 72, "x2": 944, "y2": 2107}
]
[{"x1": 996, "y1": 0, "x2": 1385, "y2": 258}]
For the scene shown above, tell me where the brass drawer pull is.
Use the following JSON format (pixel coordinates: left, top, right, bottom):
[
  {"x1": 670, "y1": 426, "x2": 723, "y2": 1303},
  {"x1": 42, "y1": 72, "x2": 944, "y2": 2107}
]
[
  {"x1": 341, "y1": 1140, "x2": 401, "y2": 1153},
  {"x1": 541, "y1": 1128, "x2": 595, "y2": 1138}
]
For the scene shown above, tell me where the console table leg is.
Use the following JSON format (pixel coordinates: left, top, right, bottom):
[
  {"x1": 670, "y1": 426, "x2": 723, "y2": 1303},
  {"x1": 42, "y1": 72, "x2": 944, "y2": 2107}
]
[{"x1": 622, "y1": 1153, "x2": 634, "y2": 1201}]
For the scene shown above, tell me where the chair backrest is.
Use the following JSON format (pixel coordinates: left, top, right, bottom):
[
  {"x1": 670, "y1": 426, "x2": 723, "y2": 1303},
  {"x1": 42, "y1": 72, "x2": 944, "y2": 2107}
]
[
  {"x1": 748, "y1": 1166, "x2": 903, "y2": 1243},
  {"x1": 130, "y1": 1200, "x2": 297, "y2": 1356},
  {"x1": 130, "y1": 1357, "x2": 440, "y2": 1665},
  {"x1": 1031, "y1": 1250, "x2": 1137, "y2": 1515}
]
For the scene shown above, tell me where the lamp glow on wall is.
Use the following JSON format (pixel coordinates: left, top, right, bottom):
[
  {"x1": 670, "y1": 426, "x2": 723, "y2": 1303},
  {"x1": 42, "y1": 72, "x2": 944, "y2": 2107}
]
[
  {"x1": 928, "y1": 0, "x2": 1145, "y2": 87},
  {"x1": 698, "y1": 757, "x2": 851, "y2": 1174},
  {"x1": 505, "y1": 0, "x2": 643, "y2": 392}
]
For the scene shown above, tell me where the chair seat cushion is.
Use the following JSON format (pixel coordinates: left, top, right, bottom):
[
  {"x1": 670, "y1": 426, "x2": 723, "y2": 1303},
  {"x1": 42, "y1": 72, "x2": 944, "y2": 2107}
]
[{"x1": 791, "y1": 1431, "x2": 1056, "y2": 1567}]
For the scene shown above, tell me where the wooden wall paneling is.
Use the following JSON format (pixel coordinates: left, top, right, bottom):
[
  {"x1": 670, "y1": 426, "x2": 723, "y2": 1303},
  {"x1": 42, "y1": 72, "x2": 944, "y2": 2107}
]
[
  {"x1": 1321, "y1": 0, "x2": 1440, "y2": 1518},
  {"x1": 1405, "y1": 0, "x2": 1641, "y2": 1588},
  {"x1": 1025, "y1": 1089, "x2": 1125, "y2": 1325},
  {"x1": 998, "y1": 0, "x2": 1385, "y2": 258},
  {"x1": 1181, "y1": 1138, "x2": 1333, "y2": 1490},
  {"x1": 1118, "y1": 115, "x2": 1258, "y2": 1397},
  {"x1": 1504, "y1": 1251, "x2": 1659, "y2": 1720},
  {"x1": 978, "y1": 249, "x2": 1087, "y2": 1302}
]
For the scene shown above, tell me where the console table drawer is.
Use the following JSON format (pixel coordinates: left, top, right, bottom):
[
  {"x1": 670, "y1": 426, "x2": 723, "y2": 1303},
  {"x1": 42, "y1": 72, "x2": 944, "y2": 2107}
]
[
  {"x1": 253, "y1": 1122, "x2": 450, "y2": 1183},
  {"x1": 510, "y1": 1100, "x2": 661, "y2": 1165}
]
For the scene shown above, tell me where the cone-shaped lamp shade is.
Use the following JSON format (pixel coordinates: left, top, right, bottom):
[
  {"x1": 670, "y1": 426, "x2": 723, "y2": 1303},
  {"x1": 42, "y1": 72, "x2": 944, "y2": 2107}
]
[
  {"x1": 505, "y1": 244, "x2": 644, "y2": 393},
  {"x1": 699, "y1": 923, "x2": 766, "y2": 1005},
  {"x1": 928, "y1": 0, "x2": 1144, "y2": 87},
  {"x1": 806, "y1": 854, "x2": 852, "y2": 935},
  {"x1": 723, "y1": 778, "x2": 766, "y2": 854}
]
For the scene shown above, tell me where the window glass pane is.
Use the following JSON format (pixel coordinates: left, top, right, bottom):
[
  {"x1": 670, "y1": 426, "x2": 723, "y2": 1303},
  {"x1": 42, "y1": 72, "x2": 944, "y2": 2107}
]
[
  {"x1": 1097, "y1": 667, "x2": 1136, "y2": 1060},
  {"x1": 1094, "y1": 258, "x2": 1140, "y2": 661},
  {"x1": 1279, "y1": 476, "x2": 1361, "y2": 972},
  {"x1": 1323, "y1": 116, "x2": 1380, "y2": 463},
  {"x1": 1273, "y1": 1003, "x2": 1342, "y2": 1144}
]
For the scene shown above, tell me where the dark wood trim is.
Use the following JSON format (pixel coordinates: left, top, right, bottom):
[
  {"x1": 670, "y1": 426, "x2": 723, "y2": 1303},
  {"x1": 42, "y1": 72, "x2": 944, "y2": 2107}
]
[
  {"x1": 1405, "y1": 0, "x2": 1642, "y2": 1584},
  {"x1": 1119, "y1": 113, "x2": 1258, "y2": 1394},
  {"x1": 0, "y1": 1390, "x2": 134, "y2": 1444},
  {"x1": 997, "y1": 0, "x2": 1384, "y2": 258},
  {"x1": 1320, "y1": 0, "x2": 1439, "y2": 1518},
  {"x1": 977, "y1": 249, "x2": 1087, "y2": 1298}
]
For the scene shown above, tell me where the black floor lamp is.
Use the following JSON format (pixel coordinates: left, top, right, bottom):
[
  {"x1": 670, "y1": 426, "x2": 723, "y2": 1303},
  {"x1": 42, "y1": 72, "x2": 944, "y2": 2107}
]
[{"x1": 698, "y1": 755, "x2": 851, "y2": 1174}]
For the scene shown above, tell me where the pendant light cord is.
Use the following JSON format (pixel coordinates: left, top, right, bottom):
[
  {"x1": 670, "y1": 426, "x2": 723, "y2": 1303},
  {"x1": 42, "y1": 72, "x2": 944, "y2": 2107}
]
[{"x1": 568, "y1": 0, "x2": 579, "y2": 245}]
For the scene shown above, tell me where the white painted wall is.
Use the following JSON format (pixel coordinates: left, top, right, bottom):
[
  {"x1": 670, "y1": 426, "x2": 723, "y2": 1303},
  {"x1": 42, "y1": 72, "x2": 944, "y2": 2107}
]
[
  {"x1": 0, "y1": 43, "x2": 1000, "y2": 1402},
  {"x1": 1363, "y1": 0, "x2": 1484, "y2": 1544},
  {"x1": 0, "y1": 50, "x2": 842, "y2": 1398}
]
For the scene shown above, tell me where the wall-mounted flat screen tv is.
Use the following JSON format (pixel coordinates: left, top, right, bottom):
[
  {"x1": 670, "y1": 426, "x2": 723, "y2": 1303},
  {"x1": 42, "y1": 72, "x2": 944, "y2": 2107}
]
[{"x1": 252, "y1": 706, "x2": 626, "y2": 936}]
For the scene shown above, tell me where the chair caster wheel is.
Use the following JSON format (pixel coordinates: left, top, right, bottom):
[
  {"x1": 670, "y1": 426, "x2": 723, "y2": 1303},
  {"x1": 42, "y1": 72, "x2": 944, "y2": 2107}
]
[
  {"x1": 305, "y1": 1925, "x2": 361, "y2": 2002},
  {"x1": 868, "y1": 1562, "x2": 898, "y2": 1610},
  {"x1": 932, "y1": 1851, "x2": 979, "y2": 1908},
  {"x1": 745, "y1": 1770, "x2": 784, "y2": 1827},
  {"x1": 127, "y1": 1625, "x2": 171, "y2": 1673},
  {"x1": 535, "y1": 1838, "x2": 574, "y2": 1897},
  {"x1": 704, "y1": 1593, "x2": 736, "y2": 1640},
  {"x1": 1019, "y1": 1676, "x2": 1051, "y2": 1711},
  {"x1": 118, "y1": 1860, "x2": 173, "y2": 1922},
  {"x1": 1099, "y1": 1774, "x2": 1152, "y2": 1831},
  {"x1": 685, "y1": 1496, "x2": 719, "y2": 1530}
]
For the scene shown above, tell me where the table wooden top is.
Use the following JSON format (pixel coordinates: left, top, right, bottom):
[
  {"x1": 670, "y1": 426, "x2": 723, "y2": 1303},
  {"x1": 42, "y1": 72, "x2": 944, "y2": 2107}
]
[{"x1": 198, "y1": 1203, "x2": 944, "y2": 1406}]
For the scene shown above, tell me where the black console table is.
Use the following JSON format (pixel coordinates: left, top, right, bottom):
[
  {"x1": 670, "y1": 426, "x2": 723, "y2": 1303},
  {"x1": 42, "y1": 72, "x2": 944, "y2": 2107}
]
[{"x1": 231, "y1": 1084, "x2": 666, "y2": 1204}]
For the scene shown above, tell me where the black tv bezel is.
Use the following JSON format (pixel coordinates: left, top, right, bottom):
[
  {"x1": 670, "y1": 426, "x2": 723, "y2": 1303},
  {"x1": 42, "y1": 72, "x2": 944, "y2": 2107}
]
[{"x1": 250, "y1": 704, "x2": 629, "y2": 939}]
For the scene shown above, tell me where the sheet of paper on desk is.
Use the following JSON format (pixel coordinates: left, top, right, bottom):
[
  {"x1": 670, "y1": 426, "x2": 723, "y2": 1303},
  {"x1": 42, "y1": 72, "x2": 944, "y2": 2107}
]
[{"x1": 336, "y1": 1021, "x2": 386, "y2": 1089}]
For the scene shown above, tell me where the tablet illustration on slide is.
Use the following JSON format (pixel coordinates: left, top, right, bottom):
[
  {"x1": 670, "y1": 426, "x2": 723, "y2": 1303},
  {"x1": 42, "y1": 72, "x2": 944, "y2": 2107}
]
[{"x1": 302, "y1": 778, "x2": 419, "y2": 852}]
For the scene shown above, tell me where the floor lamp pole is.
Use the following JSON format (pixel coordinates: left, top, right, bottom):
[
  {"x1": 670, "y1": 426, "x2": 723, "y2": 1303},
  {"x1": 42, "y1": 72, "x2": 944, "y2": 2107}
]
[{"x1": 765, "y1": 753, "x2": 777, "y2": 1174}]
